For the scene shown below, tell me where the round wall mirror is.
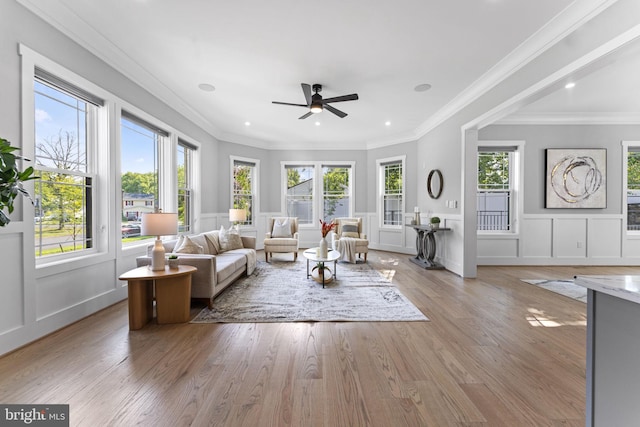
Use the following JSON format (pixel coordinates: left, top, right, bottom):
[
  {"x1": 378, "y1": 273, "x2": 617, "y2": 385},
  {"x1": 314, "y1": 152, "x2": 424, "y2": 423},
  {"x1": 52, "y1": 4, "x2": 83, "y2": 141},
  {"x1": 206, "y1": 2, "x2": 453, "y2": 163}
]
[{"x1": 427, "y1": 169, "x2": 443, "y2": 199}]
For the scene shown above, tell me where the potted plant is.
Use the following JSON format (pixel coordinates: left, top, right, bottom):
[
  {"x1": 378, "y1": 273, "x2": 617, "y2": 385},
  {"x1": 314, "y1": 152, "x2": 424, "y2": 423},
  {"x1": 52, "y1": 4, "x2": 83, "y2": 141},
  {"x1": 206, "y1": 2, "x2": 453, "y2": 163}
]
[
  {"x1": 168, "y1": 254, "x2": 179, "y2": 269},
  {"x1": 0, "y1": 137, "x2": 36, "y2": 226},
  {"x1": 429, "y1": 216, "x2": 441, "y2": 229},
  {"x1": 311, "y1": 262, "x2": 332, "y2": 284}
]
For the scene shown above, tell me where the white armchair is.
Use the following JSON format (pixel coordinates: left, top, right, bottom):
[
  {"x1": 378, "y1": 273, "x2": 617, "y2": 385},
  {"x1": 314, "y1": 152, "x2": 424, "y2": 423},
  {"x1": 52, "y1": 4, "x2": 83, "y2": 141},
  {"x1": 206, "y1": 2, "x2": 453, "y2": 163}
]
[
  {"x1": 264, "y1": 217, "x2": 299, "y2": 262},
  {"x1": 330, "y1": 217, "x2": 369, "y2": 262}
]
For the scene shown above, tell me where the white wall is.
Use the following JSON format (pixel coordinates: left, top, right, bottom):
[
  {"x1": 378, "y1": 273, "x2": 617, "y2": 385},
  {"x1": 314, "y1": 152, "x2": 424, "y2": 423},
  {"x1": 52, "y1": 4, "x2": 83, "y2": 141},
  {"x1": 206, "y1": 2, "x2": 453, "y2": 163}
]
[
  {"x1": 476, "y1": 124, "x2": 640, "y2": 265},
  {"x1": 417, "y1": 0, "x2": 640, "y2": 276},
  {"x1": 0, "y1": 2, "x2": 217, "y2": 356}
]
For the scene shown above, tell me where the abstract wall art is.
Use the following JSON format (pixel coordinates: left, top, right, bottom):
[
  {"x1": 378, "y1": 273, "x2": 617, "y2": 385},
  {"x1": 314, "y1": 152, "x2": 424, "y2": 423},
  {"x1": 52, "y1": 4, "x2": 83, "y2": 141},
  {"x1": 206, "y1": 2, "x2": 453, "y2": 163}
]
[{"x1": 545, "y1": 148, "x2": 606, "y2": 209}]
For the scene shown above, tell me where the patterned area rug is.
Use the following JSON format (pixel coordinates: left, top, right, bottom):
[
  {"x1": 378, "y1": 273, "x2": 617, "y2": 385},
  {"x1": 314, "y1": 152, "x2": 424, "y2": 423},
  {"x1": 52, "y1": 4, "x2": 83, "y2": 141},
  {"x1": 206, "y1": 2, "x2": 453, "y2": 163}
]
[
  {"x1": 520, "y1": 279, "x2": 587, "y2": 303},
  {"x1": 191, "y1": 260, "x2": 429, "y2": 322}
]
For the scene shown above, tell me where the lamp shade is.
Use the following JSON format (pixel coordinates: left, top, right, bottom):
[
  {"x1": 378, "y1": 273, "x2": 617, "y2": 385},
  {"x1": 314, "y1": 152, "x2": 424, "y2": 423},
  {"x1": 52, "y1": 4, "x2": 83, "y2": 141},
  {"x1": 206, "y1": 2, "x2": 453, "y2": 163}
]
[
  {"x1": 140, "y1": 212, "x2": 178, "y2": 237},
  {"x1": 229, "y1": 208, "x2": 247, "y2": 223}
]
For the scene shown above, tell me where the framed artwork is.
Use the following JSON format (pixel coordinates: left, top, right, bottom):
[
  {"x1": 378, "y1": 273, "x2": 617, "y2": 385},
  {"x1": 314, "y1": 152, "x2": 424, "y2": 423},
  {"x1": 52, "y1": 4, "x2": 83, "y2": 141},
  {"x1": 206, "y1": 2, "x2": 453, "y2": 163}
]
[{"x1": 545, "y1": 148, "x2": 606, "y2": 208}]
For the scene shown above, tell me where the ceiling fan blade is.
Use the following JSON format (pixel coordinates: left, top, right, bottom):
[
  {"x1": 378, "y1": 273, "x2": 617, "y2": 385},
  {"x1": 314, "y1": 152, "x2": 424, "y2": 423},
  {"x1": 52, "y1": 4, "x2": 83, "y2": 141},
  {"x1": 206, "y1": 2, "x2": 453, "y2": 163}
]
[
  {"x1": 272, "y1": 101, "x2": 308, "y2": 107},
  {"x1": 324, "y1": 104, "x2": 347, "y2": 118},
  {"x1": 301, "y1": 83, "x2": 312, "y2": 106},
  {"x1": 298, "y1": 111, "x2": 313, "y2": 120},
  {"x1": 322, "y1": 93, "x2": 359, "y2": 103}
]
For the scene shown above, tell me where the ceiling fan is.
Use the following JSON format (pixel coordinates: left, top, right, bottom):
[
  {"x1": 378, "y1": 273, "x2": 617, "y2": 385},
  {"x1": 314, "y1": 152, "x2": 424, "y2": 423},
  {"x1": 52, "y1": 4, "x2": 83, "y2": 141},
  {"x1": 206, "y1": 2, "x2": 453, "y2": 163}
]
[{"x1": 272, "y1": 83, "x2": 359, "y2": 119}]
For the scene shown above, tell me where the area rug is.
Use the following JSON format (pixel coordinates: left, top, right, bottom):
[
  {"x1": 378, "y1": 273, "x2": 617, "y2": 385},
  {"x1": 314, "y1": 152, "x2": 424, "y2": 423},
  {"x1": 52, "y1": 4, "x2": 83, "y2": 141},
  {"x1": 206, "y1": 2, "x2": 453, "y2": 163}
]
[
  {"x1": 191, "y1": 260, "x2": 429, "y2": 323},
  {"x1": 520, "y1": 279, "x2": 587, "y2": 303}
]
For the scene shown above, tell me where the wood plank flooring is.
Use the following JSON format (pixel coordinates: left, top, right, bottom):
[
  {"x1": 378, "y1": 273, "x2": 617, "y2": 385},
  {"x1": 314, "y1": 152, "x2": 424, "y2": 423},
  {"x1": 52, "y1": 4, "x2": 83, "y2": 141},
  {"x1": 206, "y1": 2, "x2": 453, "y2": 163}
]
[{"x1": 1, "y1": 251, "x2": 638, "y2": 426}]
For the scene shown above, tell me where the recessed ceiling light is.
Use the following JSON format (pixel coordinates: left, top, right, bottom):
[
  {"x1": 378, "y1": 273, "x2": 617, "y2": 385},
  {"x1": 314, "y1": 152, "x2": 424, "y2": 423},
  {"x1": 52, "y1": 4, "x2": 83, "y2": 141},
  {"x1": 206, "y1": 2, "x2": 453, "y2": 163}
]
[
  {"x1": 385, "y1": 121, "x2": 391, "y2": 126},
  {"x1": 315, "y1": 121, "x2": 321, "y2": 126},
  {"x1": 244, "y1": 121, "x2": 251, "y2": 126},
  {"x1": 198, "y1": 83, "x2": 215, "y2": 92},
  {"x1": 565, "y1": 82, "x2": 576, "y2": 89},
  {"x1": 414, "y1": 83, "x2": 432, "y2": 92}
]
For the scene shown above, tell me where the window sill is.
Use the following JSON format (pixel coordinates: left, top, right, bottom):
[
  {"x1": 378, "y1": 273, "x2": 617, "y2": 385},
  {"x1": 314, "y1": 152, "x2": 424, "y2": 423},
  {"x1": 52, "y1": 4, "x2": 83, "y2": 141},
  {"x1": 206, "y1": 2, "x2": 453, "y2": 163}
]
[{"x1": 35, "y1": 250, "x2": 111, "y2": 279}]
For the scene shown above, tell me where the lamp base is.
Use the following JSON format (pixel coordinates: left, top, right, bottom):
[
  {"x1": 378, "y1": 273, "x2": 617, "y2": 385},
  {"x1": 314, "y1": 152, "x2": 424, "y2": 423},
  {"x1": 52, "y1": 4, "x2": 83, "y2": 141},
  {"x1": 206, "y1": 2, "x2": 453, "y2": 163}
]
[{"x1": 150, "y1": 237, "x2": 166, "y2": 271}]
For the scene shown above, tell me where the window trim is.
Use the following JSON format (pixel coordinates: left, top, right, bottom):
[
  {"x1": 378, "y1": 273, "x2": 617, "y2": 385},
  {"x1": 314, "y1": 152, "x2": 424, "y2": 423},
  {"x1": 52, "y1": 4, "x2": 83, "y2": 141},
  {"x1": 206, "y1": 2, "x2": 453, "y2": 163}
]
[
  {"x1": 476, "y1": 140, "x2": 524, "y2": 235},
  {"x1": 22, "y1": 45, "x2": 112, "y2": 267},
  {"x1": 377, "y1": 155, "x2": 405, "y2": 229}
]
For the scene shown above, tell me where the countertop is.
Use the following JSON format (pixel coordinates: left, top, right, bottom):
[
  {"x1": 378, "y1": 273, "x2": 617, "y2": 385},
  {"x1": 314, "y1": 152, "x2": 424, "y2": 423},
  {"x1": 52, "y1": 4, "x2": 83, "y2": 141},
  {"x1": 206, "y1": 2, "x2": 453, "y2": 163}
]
[{"x1": 574, "y1": 275, "x2": 640, "y2": 305}]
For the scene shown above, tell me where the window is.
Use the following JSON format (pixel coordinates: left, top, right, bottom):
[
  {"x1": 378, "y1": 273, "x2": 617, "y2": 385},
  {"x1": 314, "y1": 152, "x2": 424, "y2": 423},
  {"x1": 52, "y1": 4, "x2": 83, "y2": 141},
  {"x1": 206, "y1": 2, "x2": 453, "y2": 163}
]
[
  {"x1": 285, "y1": 164, "x2": 315, "y2": 225},
  {"x1": 322, "y1": 165, "x2": 352, "y2": 222},
  {"x1": 33, "y1": 70, "x2": 102, "y2": 257},
  {"x1": 379, "y1": 158, "x2": 404, "y2": 226},
  {"x1": 477, "y1": 147, "x2": 517, "y2": 231},
  {"x1": 231, "y1": 157, "x2": 257, "y2": 225},
  {"x1": 120, "y1": 112, "x2": 166, "y2": 242},
  {"x1": 178, "y1": 140, "x2": 195, "y2": 232},
  {"x1": 627, "y1": 147, "x2": 640, "y2": 231}
]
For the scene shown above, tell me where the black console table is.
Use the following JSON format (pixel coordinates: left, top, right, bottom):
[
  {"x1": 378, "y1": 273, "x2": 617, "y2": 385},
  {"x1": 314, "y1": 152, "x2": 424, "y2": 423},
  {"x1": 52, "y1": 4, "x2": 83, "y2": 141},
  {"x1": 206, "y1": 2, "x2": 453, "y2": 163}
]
[{"x1": 406, "y1": 224, "x2": 451, "y2": 269}]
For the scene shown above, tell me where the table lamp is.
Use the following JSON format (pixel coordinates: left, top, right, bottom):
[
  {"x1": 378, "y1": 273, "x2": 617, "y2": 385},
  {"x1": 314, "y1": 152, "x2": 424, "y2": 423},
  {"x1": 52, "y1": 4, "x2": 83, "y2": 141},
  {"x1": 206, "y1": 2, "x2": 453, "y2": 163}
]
[
  {"x1": 141, "y1": 212, "x2": 178, "y2": 271},
  {"x1": 229, "y1": 208, "x2": 247, "y2": 229}
]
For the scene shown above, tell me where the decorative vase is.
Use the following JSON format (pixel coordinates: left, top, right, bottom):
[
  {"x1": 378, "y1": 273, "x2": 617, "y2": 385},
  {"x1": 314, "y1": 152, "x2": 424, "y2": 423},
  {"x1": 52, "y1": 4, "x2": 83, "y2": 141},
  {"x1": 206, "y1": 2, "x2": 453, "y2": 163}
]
[
  {"x1": 168, "y1": 258, "x2": 179, "y2": 269},
  {"x1": 319, "y1": 237, "x2": 328, "y2": 258}
]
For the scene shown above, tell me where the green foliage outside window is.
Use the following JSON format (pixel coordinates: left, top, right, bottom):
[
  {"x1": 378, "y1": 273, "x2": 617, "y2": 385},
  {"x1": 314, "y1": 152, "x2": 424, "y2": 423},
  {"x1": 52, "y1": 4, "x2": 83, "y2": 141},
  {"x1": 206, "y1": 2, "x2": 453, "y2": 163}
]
[{"x1": 478, "y1": 152, "x2": 509, "y2": 190}]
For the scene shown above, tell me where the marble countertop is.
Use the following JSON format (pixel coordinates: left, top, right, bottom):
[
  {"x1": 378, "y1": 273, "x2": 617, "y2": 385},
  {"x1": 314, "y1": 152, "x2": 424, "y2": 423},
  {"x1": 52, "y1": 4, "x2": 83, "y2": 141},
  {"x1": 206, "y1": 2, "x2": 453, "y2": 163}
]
[{"x1": 574, "y1": 275, "x2": 640, "y2": 305}]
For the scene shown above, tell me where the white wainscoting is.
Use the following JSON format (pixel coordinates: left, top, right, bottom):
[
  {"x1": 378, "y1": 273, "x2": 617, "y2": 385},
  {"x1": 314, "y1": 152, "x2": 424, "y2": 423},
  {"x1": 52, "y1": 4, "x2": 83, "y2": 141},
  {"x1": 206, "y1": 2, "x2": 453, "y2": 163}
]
[{"x1": 478, "y1": 214, "x2": 637, "y2": 265}]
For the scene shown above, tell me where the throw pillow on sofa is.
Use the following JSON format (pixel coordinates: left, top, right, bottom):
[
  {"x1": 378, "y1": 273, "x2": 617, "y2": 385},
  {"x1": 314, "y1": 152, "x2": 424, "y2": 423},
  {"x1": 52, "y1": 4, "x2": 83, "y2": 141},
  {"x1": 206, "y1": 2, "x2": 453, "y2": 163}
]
[
  {"x1": 175, "y1": 235, "x2": 205, "y2": 254},
  {"x1": 271, "y1": 218, "x2": 292, "y2": 238},
  {"x1": 219, "y1": 225, "x2": 243, "y2": 252}
]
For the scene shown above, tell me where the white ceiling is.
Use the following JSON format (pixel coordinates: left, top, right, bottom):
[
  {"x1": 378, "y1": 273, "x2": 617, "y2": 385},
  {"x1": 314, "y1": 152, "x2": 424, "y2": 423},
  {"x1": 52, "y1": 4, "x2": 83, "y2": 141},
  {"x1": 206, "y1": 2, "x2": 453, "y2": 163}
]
[{"x1": 20, "y1": 0, "x2": 627, "y2": 149}]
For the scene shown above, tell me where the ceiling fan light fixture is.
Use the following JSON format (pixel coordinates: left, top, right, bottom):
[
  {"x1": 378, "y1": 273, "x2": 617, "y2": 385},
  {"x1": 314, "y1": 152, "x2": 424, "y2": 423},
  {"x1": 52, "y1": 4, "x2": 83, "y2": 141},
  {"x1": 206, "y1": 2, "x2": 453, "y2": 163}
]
[{"x1": 310, "y1": 103, "x2": 323, "y2": 113}]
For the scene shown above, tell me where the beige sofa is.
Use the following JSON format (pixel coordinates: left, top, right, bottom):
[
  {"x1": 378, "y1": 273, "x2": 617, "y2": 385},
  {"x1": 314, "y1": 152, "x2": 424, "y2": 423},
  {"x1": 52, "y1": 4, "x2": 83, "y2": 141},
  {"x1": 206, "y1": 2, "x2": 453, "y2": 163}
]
[{"x1": 136, "y1": 229, "x2": 256, "y2": 308}]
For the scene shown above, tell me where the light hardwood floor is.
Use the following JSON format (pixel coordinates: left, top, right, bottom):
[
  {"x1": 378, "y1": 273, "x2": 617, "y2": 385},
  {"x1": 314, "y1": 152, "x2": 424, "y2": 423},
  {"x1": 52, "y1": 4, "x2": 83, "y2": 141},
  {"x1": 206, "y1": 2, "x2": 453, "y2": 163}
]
[{"x1": 1, "y1": 251, "x2": 638, "y2": 426}]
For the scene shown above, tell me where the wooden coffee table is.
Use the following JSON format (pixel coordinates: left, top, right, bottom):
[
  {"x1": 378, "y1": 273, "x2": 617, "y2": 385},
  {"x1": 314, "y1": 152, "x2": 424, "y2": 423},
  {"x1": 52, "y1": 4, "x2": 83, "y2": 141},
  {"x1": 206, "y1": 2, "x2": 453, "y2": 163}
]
[
  {"x1": 119, "y1": 265, "x2": 197, "y2": 330},
  {"x1": 303, "y1": 248, "x2": 340, "y2": 288}
]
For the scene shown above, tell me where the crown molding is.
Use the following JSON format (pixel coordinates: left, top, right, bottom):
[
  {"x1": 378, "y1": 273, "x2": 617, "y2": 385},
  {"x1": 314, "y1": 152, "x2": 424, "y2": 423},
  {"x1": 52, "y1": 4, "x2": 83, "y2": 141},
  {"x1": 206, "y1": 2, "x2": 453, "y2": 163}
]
[
  {"x1": 494, "y1": 112, "x2": 640, "y2": 125},
  {"x1": 17, "y1": 0, "x2": 618, "y2": 148},
  {"x1": 16, "y1": 0, "x2": 223, "y2": 139},
  {"x1": 414, "y1": 0, "x2": 619, "y2": 138}
]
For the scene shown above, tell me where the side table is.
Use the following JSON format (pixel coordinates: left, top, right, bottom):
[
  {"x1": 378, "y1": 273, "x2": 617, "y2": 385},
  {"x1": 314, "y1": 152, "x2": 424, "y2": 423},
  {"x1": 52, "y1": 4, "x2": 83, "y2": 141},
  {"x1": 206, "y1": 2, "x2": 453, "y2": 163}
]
[
  {"x1": 119, "y1": 265, "x2": 197, "y2": 330},
  {"x1": 406, "y1": 225, "x2": 451, "y2": 269}
]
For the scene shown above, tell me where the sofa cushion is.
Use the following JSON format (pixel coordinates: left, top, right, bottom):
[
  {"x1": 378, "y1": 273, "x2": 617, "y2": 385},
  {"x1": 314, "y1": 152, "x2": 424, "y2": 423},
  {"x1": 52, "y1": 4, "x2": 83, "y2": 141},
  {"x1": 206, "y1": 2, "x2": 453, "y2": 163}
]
[
  {"x1": 215, "y1": 253, "x2": 245, "y2": 283},
  {"x1": 271, "y1": 218, "x2": 292, "y2": 238},
  {"x1": 175, "y1": 235, "x2": 205, "y2": 254},
  {"x1": 219, "y1": 225, "x2": 243, "y2": 252}
]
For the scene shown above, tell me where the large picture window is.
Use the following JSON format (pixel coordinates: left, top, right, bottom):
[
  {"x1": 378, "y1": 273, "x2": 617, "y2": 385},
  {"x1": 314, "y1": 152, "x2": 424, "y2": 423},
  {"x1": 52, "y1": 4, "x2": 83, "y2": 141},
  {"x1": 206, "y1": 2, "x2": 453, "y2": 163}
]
[{"x1": 33, "y1": 70, "x2": 102, "y2": 257}]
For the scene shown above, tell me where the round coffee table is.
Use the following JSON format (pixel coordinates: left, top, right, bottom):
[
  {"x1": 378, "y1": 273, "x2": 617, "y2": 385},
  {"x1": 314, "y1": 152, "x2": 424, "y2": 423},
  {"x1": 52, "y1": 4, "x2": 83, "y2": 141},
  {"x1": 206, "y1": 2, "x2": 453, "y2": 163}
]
[{"x1": 303, "y1": 248, "x2": 340, "y2": 288}]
